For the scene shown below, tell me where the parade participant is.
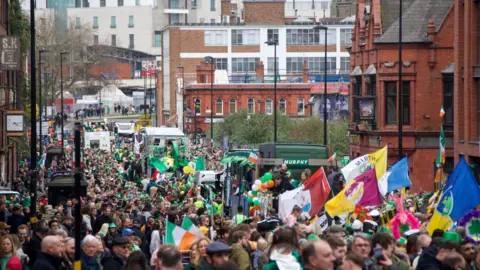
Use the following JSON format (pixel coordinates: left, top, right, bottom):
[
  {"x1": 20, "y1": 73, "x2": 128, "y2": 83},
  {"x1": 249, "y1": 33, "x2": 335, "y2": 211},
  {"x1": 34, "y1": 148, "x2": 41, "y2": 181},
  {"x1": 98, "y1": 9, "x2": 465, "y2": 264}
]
[
  {"x1": 101, "y1": 237, "x2": 129, "y2": 269},
  {"x1": 197, "y1": 241, "x2": 231, "y2": 270},
  {"x1": 31, "y1": 236, "x2": 64, "y2": 270}
]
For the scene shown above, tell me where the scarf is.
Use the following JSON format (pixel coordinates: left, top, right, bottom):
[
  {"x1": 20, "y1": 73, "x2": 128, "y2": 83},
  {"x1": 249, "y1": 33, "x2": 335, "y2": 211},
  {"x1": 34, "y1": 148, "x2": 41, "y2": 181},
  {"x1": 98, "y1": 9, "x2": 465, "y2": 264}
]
[{"x1": 269, "y1": 249, "x2": 301, "y2": 270}]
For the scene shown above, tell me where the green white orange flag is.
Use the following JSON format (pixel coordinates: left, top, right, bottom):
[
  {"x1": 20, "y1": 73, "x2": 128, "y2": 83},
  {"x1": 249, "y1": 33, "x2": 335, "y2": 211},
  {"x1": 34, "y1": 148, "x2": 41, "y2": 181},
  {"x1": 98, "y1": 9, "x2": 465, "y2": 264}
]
[
  {"x1": 328, "y1": 151, "x2": 339, "y2": 163},
  {"x1": 248, "y1": 152, "x2": 258, "y2": 164},
  {"x1": 165, "y1": 220, "x2": 196, "y2": 251},
  {"x1": 440, "y1": 106, "x2": 445, "y2": 118},
  {"x1": 181, "y1": 217, "x2": 204, "y2": 238},
  {"x1": 436, "y1": 126, "x2": 445, "y2": 166}
]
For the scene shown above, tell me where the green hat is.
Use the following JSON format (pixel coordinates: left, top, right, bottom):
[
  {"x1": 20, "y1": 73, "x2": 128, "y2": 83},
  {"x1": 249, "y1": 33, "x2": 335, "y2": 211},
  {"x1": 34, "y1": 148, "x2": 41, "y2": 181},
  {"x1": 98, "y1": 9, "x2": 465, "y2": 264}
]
[
  {"x1": 109, "y1": 223, "x2": 116, "y2": 228},
  {"x1": 441, "y1": 231, "x2": 460, "y2": 244},
  {"x1": 397, "y1": 237, "x2": 407, "y2": 245}
]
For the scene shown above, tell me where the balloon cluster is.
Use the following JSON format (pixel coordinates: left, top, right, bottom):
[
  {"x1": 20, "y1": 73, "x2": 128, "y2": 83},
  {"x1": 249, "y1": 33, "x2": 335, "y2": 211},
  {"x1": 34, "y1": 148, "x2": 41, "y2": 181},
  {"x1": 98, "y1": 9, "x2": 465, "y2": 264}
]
[{"x1": 247, "y1": 172, "x2": 275, "y2": 215}]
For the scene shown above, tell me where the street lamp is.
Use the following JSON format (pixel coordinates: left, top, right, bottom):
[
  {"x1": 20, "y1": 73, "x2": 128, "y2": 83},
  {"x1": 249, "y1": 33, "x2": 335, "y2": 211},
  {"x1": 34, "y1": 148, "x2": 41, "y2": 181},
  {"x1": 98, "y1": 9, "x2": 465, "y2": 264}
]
[
  {"x1": 314, "y1": 24, "x2": 328, "y2": 145},
  {"x1": 265, "y1": 40, "x2": 278, "y2": 143},
  {"x1": 60, "y1": 51, "x2": 70, "y2": 156},
  {"x1": 204, "y1": 56, "x2": 214, "y2": 140},
  {"x1": 177, "y1": 66, "x2": 185, "y2": 131},
  {"x1": 38, "y1": 49, "x2": 49, "y2": 156}
]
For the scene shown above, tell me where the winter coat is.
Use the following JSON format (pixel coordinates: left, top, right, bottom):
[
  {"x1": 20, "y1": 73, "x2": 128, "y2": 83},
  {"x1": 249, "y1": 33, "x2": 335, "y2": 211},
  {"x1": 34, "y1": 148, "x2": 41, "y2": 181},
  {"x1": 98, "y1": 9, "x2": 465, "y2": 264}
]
[
  {"x1": 31, "y1": 252, "x2": 61, "y2": 270},
  {"x1": 101, "y1": 251, "x2": 125, "y2": 270},
  {"x1": 416, "y1": 246, "x2": 442, "y2": 270},
  {"x1": 230, "y1": 243, "x2": 251, "y2": 270}
]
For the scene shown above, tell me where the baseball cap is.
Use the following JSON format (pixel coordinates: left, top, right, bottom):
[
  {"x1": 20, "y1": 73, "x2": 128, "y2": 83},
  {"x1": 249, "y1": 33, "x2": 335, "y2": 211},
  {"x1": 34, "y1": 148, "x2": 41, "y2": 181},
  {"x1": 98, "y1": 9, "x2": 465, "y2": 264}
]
[
  {"x1": 122, "y1": 228, "x2": 135, "y2": 236},
  {"x1": 206, "y1": 241, "x2": 231, "y2": 254}
]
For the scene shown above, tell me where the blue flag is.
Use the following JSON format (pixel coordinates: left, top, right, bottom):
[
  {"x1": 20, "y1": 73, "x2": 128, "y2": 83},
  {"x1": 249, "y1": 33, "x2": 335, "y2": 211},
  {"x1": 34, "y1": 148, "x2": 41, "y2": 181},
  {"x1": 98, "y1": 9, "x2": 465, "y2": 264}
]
[
  {"x1": 436, "y1": 156, "x2": 480, "y2": 221},
  {"x1": 378, "y1": 157, "x2": 411, "y2": 195}
]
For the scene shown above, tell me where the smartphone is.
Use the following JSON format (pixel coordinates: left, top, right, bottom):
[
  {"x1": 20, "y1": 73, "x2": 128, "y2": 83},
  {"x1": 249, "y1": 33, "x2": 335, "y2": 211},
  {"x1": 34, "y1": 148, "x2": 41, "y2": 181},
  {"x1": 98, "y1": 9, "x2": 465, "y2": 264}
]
[{"x1": 373, "y1": 247, "x2": 385, "y2": 262}]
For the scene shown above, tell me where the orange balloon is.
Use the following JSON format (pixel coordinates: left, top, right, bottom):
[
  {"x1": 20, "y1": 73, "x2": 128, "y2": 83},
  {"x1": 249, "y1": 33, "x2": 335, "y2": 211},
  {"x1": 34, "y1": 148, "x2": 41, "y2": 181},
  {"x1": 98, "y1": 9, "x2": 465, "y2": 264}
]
[
  {"x1": 267, "y1": 180, "x2": 274, "y2": 188},
  {"x1": 260, "y1": 183, "x2": 266, "y2": 189}
]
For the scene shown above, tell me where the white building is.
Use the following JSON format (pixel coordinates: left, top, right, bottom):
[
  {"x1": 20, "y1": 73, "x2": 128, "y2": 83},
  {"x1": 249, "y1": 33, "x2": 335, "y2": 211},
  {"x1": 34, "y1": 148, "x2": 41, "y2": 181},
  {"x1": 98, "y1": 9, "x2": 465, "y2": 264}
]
[{"x1": 285, "y1": 0, "x2": 331, "y2": 18}]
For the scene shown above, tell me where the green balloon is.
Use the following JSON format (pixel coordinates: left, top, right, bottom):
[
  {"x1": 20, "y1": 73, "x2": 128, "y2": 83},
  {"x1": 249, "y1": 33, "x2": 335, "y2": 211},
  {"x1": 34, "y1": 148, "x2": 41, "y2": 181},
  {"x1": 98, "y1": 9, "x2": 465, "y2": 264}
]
[
  {"x1": 247, "y1": 197, "x2": 253, "y2": 204},
  {"x1": 264, "y1": 173, "x2": 273, "y2": 181},
  {"x1": 252, "y1": 190, "x2": 258, "y2": 196},
  {"x1": 253, "y1": 199, "x2": 260, "y2": 206}
]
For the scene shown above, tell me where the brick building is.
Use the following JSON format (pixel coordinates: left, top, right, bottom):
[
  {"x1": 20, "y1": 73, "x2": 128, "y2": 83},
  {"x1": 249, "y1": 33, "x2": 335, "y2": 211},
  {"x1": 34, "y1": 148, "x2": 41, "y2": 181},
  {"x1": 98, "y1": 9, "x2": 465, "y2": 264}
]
[
  {"x1": 348, "y1": 0, "x2": 455, "y2": 191},
  {"x1": 453, "y1": 0, "x2": 480, "y2": 177},
  {"x1": 159, "y1": 0, "x2": 354, "y2": 128}
]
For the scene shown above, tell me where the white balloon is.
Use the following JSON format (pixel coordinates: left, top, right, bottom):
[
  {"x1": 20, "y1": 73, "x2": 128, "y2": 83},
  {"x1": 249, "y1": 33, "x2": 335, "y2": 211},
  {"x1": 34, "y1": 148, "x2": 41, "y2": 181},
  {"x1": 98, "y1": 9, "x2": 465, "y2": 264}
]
[
  {"x1": 252, "y1": 185, "x2": 259, "y2": 191},
  {"x1": 254, "y1": 180, "x2": 261, "y2": 186},
  {"x1": 248, "y1": 191, "x2": 253, "y2": 197}
]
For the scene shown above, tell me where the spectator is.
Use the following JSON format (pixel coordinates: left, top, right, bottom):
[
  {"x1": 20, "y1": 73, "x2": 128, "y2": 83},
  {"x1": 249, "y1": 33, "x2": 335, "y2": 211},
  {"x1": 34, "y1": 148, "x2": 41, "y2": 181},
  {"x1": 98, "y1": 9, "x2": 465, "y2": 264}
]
[
  {"x1": 48, "y1": 220, "x2": 60, "y2": 232},
  {"x1": 459, "y1": 241, "x2": 475, "y2": 270},
  {"x1": 197, "y1": 241, "x2": 231, "y2": 270},
  {"x1": 25, "y1": 225, "x2": 49, "y2": 268},
  {"x1": 417, "y1": 240, "x2": 460, "y2": 270},
  {"x1": 8, "y1": 205, "x2": 27, "y2": 234},
  {"x1": 31, "y1": 236, "x2": 64, "y2": 270},
  {"x1": 263, "y1": 227, "x2": 301, "y2": 270},
  {"x1": 154, "y1": 245, "x2": 182, "y2": 270},
  {"x1": 0, "y1": 202, "x2": 7, "y2": 223},
  {"x1": 0, "y1": 223, "x2": 10, "y2": 237},
  {"x1": 370, "y1": 232, "x2": 410, "y2": 270},
  {"x1": 229, "y1": 231, "x2": 251, "y2": 270},
  {"x1": 350, "y1": 234, "x2": 374, "y2": 270},
  {"x1": 61, "y1": 238, "x2": 74, "y2": 270},
  {"x1": 104, "y1": 223, "x2": 118, "y2": 251},
  {"x1": 341, "y1": 252, "x2": 364, "y2": 270},
  {"x1": 442, "y1": 252, "x2": 466, "y2": 270},
  {"x1": 325, "y1": 235, "x2": 346, "y2": 269},
  {"x1": 123, "y1": 250, "x2": 147, "y2": 270},
  {"x1": 0, "y1": 235, "x2": 22, "y2": 270},
  {"x1": 412, "y1": 233, "x2": 432, "y2": 268},
  {"x1": 81, "y1": 235, "x2": 101, "y2": 270},
  {"x1": 93, "y1": 208, "x2": 112, "y2": 235},
  {"x1": 101, "y1": 237, "x2": 129, "y2": 269},
  {"x1": 327, "y1": 225, "x2": 345, "y2": 241},
  {"x1": 16, "y1": 224, "x2": 28, "y2": 250},
  {"x1": 302, "y1": 239, "x2": 336, "y2": 270}
]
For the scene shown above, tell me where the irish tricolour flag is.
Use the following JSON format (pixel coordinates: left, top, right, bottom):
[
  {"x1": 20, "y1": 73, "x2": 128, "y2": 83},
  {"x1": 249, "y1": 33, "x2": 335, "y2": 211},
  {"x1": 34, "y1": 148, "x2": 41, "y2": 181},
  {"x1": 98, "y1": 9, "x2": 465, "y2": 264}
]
[
  {"x1": 165, "y1": 220, "x2": 197, "y2": 251},
  {"x1": 328, "y1": 151, "x2": 339, "y2": 163},
  {"x1": 181, "y1": 217, "x2": 204, "y2": 238}
]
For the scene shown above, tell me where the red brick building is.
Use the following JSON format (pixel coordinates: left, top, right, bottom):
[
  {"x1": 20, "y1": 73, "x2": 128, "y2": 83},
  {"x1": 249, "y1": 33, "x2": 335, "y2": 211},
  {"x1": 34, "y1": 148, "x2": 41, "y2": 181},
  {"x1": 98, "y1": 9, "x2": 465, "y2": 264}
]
[
  {"x1": 348, "y1": 0, "x2": 455, "y2": 191},
  {"x1": 453, "y1": 0, "x2": 480, "y2": 177}
]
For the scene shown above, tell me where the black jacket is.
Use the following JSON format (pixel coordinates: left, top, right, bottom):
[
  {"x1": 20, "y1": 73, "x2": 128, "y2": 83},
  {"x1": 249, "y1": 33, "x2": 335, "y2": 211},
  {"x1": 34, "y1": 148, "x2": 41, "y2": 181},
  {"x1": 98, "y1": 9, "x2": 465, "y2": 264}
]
[
  {"x1": 25, "y1": 233, "x2": 43, "y2": 268},
  {"x1": 8, "y1": 213, "x2": 27, "y2": 234},
  {"x1": 101, "y1": 251, "x2": 125, "y2": 270},
  {"x1": 31, "y1": 252, "x2": 62, "y2": 270},
  {"x1": 416, "y1": 246, "x2": 442, "y2": 270},
  {"x1": 196, "y1": 258, "x2": 215, "y2": 270}
]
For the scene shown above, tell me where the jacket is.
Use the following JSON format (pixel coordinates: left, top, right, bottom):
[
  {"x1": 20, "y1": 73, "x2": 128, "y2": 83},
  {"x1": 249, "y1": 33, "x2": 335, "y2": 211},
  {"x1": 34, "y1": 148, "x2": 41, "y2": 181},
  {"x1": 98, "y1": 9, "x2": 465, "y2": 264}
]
[
  {"x1": 80, "y1": 252, "x2": 101, "y2": 270},
  {"x1": 373, "y1": 254, "x2": 410, "y2": 270},
  {"x1": 31, "y1": 252, "x2": 62, "y2": 270},
  {"x1": 25, "y1": 234, "x2": 42, "y2": 268},
  {"x1": 416, "y1": 246, "x2": 442, "y2": 270},
  {"x1": 101, "y1": 251, "x2": 125, "y2": 270},
  {"x1": 93, "y1": 215, "x2": 112, "y2": 235},
  {"x1": 230, "y1": 243, "x2": 252, "y2": 270},
  {"x1": 8, "y1": 213, "x2": 27, "y2": 234},
  {"x1": 196, "y1": 258, "x2": 215, "y2": 270}
]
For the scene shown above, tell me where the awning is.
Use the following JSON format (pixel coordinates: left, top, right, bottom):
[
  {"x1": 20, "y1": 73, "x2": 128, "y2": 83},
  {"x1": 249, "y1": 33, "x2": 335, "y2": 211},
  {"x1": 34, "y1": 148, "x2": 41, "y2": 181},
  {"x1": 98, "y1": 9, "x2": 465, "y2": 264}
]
[
  {"x1": 310, "y1": 83, "x2": 349, "y2": 95},
  {"x1": 441, "y1": 63, "x2": 454, "y2": 74},
  {"x1": 365, "y1": 65, "x2": 377, "y2": 75},
  {"x1": 350, "y1": 66, "x2": 362, "y2": 76}
]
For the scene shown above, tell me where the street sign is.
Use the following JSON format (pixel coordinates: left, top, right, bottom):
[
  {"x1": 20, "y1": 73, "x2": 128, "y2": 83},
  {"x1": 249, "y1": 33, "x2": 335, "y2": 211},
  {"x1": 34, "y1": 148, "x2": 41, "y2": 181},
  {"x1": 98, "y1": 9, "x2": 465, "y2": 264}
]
[
  {"x1": 0, "y1": 36, "x2": 20, "y2": 70},
  {"x1": 283, "y1": 159, "x2": 309, "y2": 166}
]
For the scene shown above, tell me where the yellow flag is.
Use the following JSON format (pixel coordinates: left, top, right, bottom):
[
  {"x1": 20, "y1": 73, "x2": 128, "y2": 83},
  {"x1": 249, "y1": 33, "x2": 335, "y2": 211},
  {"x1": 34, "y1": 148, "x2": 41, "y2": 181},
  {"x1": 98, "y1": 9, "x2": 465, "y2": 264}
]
[
  {"x1": 368, "y1": 146, "x2": 388, "y2": 181},
  {"x1": 342, "y1": 146, "x2": 388, "y2": 183},
  {"x1": 325, "y1": 180, "x2": 364, "y2": 217},
  {"x1": 426, "y1": 209, "x2": 454, "y2": 235}
]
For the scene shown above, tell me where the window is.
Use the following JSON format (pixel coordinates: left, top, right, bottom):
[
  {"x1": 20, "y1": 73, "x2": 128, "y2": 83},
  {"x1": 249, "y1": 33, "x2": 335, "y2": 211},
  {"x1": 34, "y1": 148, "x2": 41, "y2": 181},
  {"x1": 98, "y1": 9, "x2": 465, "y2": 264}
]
[
  {"x1": 211, "y1": 19, "x2": 215, "y2": 23},
  {"x1": 154, "y1": 32, "x2": 161, "y2": 47},
  {"x1": 287, "y1": 29, "x2": 319, "y2": 45},
  {"x1": 194, "y1": 98, "x2": 201, "y2": 115},
  {"x1": 229, "y1": 99, "x2": 237, "y2": 114},
  {"x1": 215, "y1": 58, "x2": 228, "y2": 70},
  {"x1": 267, "y1": 58, "x2": 279, "y2": 74},
  {"x1": 118, "y1": 0, "x2": 123, "y2": 6},
  {"x1": 286, "y1": 57, "x2": 336, "y2": 74},
  {"x1": 136, "y1": 0, "x2": 140, "y2": 5},
  {"x1": 111, "y1": 34, "x2": 116, "y2": 46},
  {"x1": 443, "y1": 75, "x2": 453, "y2": 131},
  {"x1": 248, "y1": 98, "x2": 255, "y2": 114},
  {"x1": 340, "y1": 57, "x2": 350, "y2": 74},
  {"x1": 265, "y1": 98, "x2": 273, "y2": 115},
  {"x1": 267, "y1": 29, "x2": 279, "y2": 44},
  {"x1": 320, "y1": 29, "x2": 337, "y2": 45},
  {"x1": 191, "y1": 0, "x2": 197, "y2": 8},
  {"x1": 402, "y1": 81, "x2": 410, "y2": 125},
  {"x1": 93, "y1": 16, "x2": 98, "y2": 29},
  {"x1": 353, "y1": 76, "x2": 362, "y2": 122},
  {"x1": 111, "y1": 16, "x2": 116, "y2": 28},
  {"x1": 279, "y1": 99, "x2": 286, "y2": 115},
  {"x1": 216, "y1": 99, "x2": 223, "y2": 115},
  {"x1": 210, "y1": 0, "x2": 215, "y2": 11},
  {"x1": 171, "y1": 14, "x2": 179, "y2": 25},
  {"x1": 75, "y1": 17, "x2": 81, "y2": 29},
  {"x1": 75, "y1": 0, "x2": 81, "y2": 8},
  {"x1": 231, "y1": 29, "x2": 260, "y2": 45},
  {"x1": 93, "y1": 35, "x2": 98, "y2": 45},
  {"x1": 100, "y1": 0, "x2": 106, "y2": 6},
  {"x1": 385, "y1": 81, "x2": 397, "y2": 125},
  {"x1": 128, "y1": 15, "x2": 134, "y2": 27},
  {"x1": 204, "y1": 30, "x2": 228, "y2": 46},
  {"x1": 286, "y1": 57, "x2": 304, "y2": 74},
  {"x1": 297, "y1": 98, "x2": 305, "y2": 115},
  {"x1": 366, "y1": 75, "x2": 376, "y2": 96},
  {"x1": 232, "y1": 58, "x2": 259, "y2": 73},
  {"x1": 170, "y1": 0, "x2": 178, "y2": 8},
  {"x1": 340, "y1": 28, "x2": 352, "y2": 46},
  {"x1": 129, "y1": 34, "x2": 134, "y2": 49}
]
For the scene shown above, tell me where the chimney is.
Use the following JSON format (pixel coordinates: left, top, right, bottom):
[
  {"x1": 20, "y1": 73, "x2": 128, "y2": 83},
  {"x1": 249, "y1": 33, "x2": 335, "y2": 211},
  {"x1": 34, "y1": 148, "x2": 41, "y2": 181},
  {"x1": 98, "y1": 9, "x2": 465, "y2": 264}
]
[
  {"x1": 256, "y1": 60, "x2": 265, "y2": 83},
  {"x1": 196, "y1": 61, "x2": 216, "y2": 83},
  {"x1": 302, "y1": 60, "x2": 309, "y2": 83}
]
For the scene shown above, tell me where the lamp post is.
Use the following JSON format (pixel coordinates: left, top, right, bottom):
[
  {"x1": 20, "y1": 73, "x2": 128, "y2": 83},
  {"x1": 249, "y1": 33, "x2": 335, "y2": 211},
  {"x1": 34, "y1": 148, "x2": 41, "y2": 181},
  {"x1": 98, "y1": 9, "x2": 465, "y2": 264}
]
[
  {"x1": 38, "y1": 49, "x2": 49, "y2": 156},
  {"x1": 265, "y1": 40, "x2": 278, "y2": 143},
  {"x1": 29, "y1": 0, "x2": 38, "y2": 225},
  {"x1": 60, "y1": 51, "x2": 70, "y2": 156},
  {"x1": 204, "y1": 56, "x2": 214, "y2": 140},
  {"x1": 177, "y1": 66, "x2": 185, "y2": 131},
  {"x1": 314, "y1": 24, "x2": 328, "y2": 145},
  {"x1": 398, "y1": 0, "x2": 404, "y2": 159}
]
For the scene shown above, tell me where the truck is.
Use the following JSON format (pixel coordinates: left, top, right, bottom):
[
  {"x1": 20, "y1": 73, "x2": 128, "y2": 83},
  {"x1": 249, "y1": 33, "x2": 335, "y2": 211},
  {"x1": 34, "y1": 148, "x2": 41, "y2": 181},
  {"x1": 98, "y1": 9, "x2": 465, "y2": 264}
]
[
  {"x1": 115, "y1": 122, "x2": 135, "y2": 137},
  {"x1": 84, "y1": 131, "x2": 111, "y2": 151}
]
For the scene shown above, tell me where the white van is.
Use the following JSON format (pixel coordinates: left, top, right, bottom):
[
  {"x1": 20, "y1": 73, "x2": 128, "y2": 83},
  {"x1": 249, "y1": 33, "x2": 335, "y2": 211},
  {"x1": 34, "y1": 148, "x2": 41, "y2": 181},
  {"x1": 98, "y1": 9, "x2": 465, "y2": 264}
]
[
  {"x1": 115, "y1": 123, "x2": 135, "y2": 137},
  {"x1": 84, "y1": 131, "x2": 111, "y2": 151},
  {"x1": 194, "y1": 171, "x2": 225, "y2": 186}
]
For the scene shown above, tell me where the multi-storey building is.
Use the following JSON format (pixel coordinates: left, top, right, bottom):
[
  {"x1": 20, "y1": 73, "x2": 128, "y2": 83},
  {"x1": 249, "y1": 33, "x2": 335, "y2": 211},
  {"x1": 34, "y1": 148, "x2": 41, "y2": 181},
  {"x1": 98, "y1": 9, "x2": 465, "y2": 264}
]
[
  {"x1": 330, "y1": 0, "x2": 355, "y2": 18},
  {"x1": 348, "y1": 0, "x2": 454, "y2": 191}
]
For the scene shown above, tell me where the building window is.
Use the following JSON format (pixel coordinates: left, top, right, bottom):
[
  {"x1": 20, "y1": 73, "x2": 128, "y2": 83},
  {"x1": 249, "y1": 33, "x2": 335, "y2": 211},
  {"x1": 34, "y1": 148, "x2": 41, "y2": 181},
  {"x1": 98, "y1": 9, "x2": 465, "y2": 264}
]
[
  {"x1": 194, "y1": 98, "x2": 201, "y2": 115},
  {"x1": 93, "y1": 35, "x2": 98, "y2": 45},
  {"x1": 210, "y1": 0, "x2": 215, "y2": 11},
  {"x1": 286, "y1": 57, "x2": 336, "y2": 74},
  {"x1": 215, "y1": 58, "x2": 228, "y2": 70},
  {"x1": 385, "y1": 81, "x2": 397, "y2": 125},
  {"x1": 267, "y1": 58, "x2": 279, "y2": 74},
  {"x1": 111, "y1": 16, "x2": 116, "y2": 28},
  {"x1": 111, "y1": 34, "x2": 116, "y2": 46},
  {"x1": 100, "y1": 0, "x2": 105, "y2": 6},
  {"x1": 216, "y1": 99, "x2": 223, "y2": 115},
  {"x1": 93, "y1": 16, "x2": 99, "y2": 29},
  {"x1": 170, "y1": 0, "x2": 178, "y2": 8},
  {"x1": 229, "y1": 99, "x2": 237, "y2": 114},
  {"x1": 204, "y1": 30, "x2": 228, "y2": 46},
  {"x1": 75, "y1": 17, "x2": 81, "y2": 29},
  {"x1": 248, "y1": 98, "x2": 255, "y2": 114},
  {"x1": 171, "y1": 14, "x2": 179, "y2": 24},
  {"x1": 154, "y1": 32, "x2": 161, "y2": 47},
  {"x1": 279, "y1": 98, "x2": 286, "y2": 115},
  {"x1": 340, "y1": 28, "x2": 352, "y2": 46},
  {"x1": 118, "y1": 0, "x2": 123, "y2": 6},
  {"x1": 232, "y1": 58, "x2": 259, "y2": 73},
  {"x1": 191, "y1": 0, "x2": 197, "y2": 8},
  {"x1": 128, "y1": 15, "x2": 134, "y2": 27},
  {"x1": 129, "y1": 34, "x2": 134, "y2": 49},
  {"x1": 287, "y1": 29, "x2": 319, "y2": 45},
  {"x1": 136, "y1": 0, "x2": 140, "y2": 5},
  {"x1": 231, "y1": 29, "x2": 260, "y2": 46},
  {"x1": 320, "y1": 29, "x2": 337, "y2": 45},
  {"x1": 443, "y1": 75, "x2": 454, "y2": 131},
  {"x1": 297, "y1": 98, "x2": 305, "y2": 115},
  {"x1": 267, "y1": 29, "x2": 279, "y2": 44},
  {"x1": 340, "y1": 57, "x2": 350, "y2": 74},
  {"x1": 265, "y1": 98, "x2": 273, "y2": 115},
  {"x1": 353, "y1": 76, "x2": 362, "y2": 121},
  {"x1": 402, "y1": 81, "x2": 410, "y2": 125},
  {"x1": 366, "y1": 75, "x2": 376, "y2": 96}
]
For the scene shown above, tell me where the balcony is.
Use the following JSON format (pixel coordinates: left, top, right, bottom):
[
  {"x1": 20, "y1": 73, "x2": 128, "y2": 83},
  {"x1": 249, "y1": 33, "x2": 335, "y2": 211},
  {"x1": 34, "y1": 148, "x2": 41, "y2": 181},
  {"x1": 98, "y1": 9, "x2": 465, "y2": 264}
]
[{"x1": 164, "y1": 3, "x2": 189, "y2": 14}]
